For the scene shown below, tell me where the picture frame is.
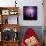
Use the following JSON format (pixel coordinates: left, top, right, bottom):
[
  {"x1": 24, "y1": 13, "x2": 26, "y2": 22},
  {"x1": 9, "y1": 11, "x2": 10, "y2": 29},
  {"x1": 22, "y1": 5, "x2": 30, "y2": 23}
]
[
  {"x1": 2, "y1": 10, "x2": 9, "y2": 15},
  {"x1": 23, "y1": 6, "x2": 37, "y2": 20}
]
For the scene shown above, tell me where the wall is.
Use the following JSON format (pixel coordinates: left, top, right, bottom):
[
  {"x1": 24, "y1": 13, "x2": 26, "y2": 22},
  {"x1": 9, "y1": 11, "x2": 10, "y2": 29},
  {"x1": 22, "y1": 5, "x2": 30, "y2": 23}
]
[
  {"x1": 0, "y1": 0, "x2": 44, "y2": 26},
  {"x1": 18, "y1": 0, "x2": 44, "y2": 26},
  {"x1": 0, "y1": 0, "x2": 15, "y2": 7}
]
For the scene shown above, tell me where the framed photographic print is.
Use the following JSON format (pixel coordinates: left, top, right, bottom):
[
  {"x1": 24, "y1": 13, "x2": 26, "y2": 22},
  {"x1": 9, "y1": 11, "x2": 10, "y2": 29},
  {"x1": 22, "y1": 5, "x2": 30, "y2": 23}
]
[
  {"x1": 23, "y1": 6, "x2": 37, "y2": 20},
  {"x1": 2, "y1": 10, "x2": 9, "y2": 15}
]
